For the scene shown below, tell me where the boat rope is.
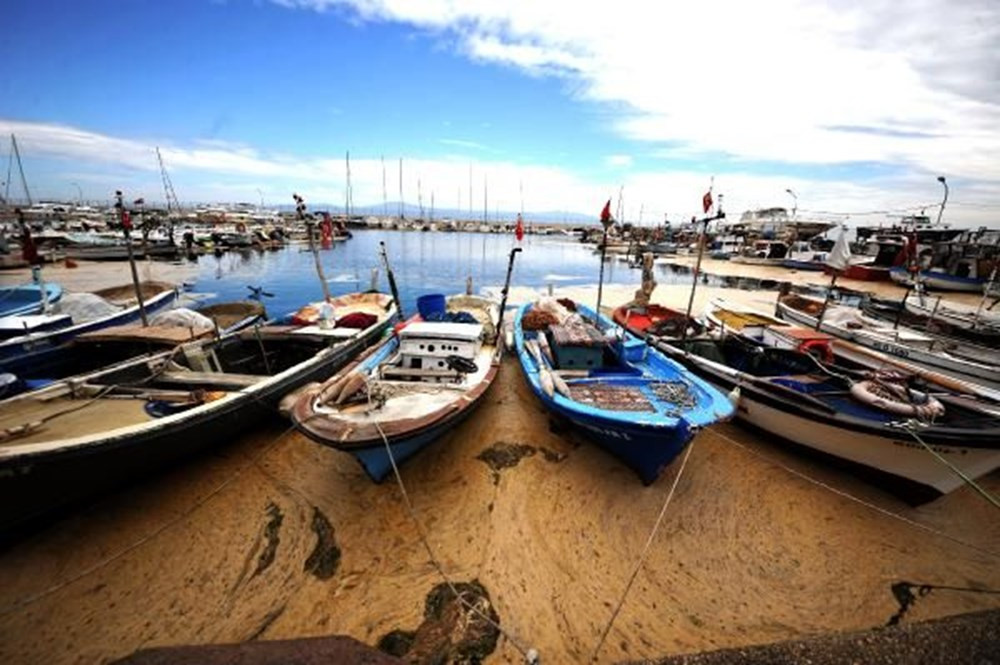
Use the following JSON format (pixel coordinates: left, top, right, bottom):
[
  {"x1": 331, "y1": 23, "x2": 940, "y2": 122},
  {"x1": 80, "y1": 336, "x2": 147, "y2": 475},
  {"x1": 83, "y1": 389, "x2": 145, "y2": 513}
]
[
  {"x1": 707, "y1": 428, "x2": 1000, "y2": 560},
  {"x1": 372, "y1": 420, "x2": 539, "y2": 664},
  {"x1": 588, "y1": 438, "x2": 697, "y2": 663},
  {"x1": 895, "y1": 420, "x2": 1000, "y2": 511},
  {"x1": 0, "y1": 424, "x2": 297, "y2": 618}
]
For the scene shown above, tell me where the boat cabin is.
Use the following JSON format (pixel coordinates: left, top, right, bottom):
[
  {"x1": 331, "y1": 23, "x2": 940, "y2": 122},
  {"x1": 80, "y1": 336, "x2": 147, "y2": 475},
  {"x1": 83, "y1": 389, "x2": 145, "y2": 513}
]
[{"x1": 396, "y1": 321, "x2": 483, "y2": 379}]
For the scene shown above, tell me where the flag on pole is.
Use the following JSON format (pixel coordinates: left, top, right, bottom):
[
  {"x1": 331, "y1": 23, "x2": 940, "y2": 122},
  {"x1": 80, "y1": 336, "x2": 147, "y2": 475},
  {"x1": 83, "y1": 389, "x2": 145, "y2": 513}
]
[
  {"x1": 515, "y1": 213, "x2": 524, "y2": 242},
  {"x1": 600, "y1": 199, "x2": 612, "y2": 226},
  {"x1": 824, "y1": 226, "x2": 851, "y2": 271},
  {"x1": 702, "y1": 190, "x2": 713, "y2": 214}
]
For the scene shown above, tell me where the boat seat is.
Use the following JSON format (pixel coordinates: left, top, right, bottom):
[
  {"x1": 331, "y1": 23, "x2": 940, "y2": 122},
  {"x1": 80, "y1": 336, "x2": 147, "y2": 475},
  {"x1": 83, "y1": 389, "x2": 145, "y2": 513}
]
[{"x1": 156, "y1": 370, "x2": 266, "y2": 388}]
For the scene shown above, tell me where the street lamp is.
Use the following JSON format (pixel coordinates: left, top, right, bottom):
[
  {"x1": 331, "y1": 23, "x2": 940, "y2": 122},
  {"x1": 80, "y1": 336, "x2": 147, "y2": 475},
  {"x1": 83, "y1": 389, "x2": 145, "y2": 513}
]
[
  {"x1": 71, "y1": 182, "x2": 83, "y2": 206},
  {"x1": 935, "y1": 176, "x2": 948, "y2": 226},
  {"x1": 785, "y1": 188, "x2": 798, "y2": 219}
]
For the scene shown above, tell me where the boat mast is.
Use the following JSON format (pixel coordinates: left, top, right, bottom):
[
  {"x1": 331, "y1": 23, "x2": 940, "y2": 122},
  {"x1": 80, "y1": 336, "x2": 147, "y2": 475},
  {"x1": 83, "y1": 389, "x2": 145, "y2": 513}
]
[
  {"x1": 398, "y1": 158, "x2": 404, "y2": 221},
  {"x1": 115, "y1": 190, "x2": 149, "y2": 327},
  {"x1": 296, "y1": 193, "x2": 332, "y2": 302},
  {"x1": 681, "y1": 190, "x2": 726, "y2": 343},
  {"x1": 381, "y1": 155, "x2": 388, "y2": 219},
  {"x1": 156, "y1": 147, "x2": 181, "y2": 215},
  {"x1": 10, "y1": 135, "x2": 32, "y2": 206},
  {"x1": 345, "y1": 150, "x2": 352, "y2": 220}
]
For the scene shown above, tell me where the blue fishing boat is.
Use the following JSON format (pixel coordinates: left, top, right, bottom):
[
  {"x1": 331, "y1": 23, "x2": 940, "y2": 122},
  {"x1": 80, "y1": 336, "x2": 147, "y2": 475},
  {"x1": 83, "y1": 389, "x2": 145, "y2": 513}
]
[
  {"x1": 513, "y1": 299, "x2": 734, "y2": 484},
  {"x1": 0, "y1": 282, "x2": 179, "y2": 376},
  {"x1": 0, "y1": 283, "x2": 62, "y2": 318}
]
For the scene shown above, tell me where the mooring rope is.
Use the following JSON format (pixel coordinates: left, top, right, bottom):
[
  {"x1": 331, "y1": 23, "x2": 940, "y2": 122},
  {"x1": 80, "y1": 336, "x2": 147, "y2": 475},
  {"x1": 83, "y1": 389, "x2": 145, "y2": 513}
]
[
  {"x1": 589, "y1": 438, "x2": 697, "y2": 663},
  {"x1": 707, "y1": 428, "x2": 999, "y2": 560},
  {"x1": 372, "y1": 420, "x2": 539, "y2": 664},
  {"x1": 0, "y1": 423, "x2": 297, "y2": 617},
  {"x1": 896, "y1": 421, "x2": 1000, "y2": 511}
]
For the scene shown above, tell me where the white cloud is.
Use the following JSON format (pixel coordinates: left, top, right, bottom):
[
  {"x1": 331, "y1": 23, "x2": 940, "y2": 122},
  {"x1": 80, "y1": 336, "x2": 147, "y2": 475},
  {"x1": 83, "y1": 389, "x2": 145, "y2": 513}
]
[
  {"x1": 269, "y1": 0, "x2": 1000, "y2": 187},
  {"x1": 606, "y1": 155, "x2": 632, "y2": 168},
  {"x1": 6, "y1": 117, "x2": 996, "y2": 227}
]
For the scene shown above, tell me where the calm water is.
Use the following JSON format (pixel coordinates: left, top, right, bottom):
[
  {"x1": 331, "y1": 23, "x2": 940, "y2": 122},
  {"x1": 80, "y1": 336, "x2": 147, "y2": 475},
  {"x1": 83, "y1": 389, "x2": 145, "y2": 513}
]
[{"x1": 182, "y1": 230, "x2": 787, "y2": 317}]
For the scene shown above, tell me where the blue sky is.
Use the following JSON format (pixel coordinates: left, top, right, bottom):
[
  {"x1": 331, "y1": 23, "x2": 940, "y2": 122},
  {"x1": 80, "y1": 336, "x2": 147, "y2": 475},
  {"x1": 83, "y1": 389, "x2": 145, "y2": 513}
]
[{"x1": 2, "y1": 0, "x2": 998, "y2": 226}]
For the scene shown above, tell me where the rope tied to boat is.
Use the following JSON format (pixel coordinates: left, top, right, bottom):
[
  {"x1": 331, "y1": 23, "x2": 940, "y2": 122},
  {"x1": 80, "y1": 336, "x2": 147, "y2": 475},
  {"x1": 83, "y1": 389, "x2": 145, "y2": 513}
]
[
  {"x1": 894, "y1": 419, "x2": 1000, "y2": 511},
  {"x1": 589, "y1": 438, "x2": 698, "y2": 663},
  {"x1": 370, "y1": 418, "x2": 539, "y2": 663}
]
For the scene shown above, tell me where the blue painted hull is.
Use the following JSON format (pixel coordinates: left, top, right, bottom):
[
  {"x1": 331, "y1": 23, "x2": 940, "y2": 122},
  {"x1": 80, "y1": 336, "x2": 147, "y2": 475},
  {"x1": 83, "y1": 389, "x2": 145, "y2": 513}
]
[
  {"x1": 0, "y1": 284, "x2": 63, "y2": 317},
  {"x1": 514, "y1": 302, "x2": 734, "y2": 484},
  {"x1": 781, "y1": 259, "x2": 825, "y2": 271},
  {"x1": 0, "y1": 288, "x2": 179, "y2": 374},
  {"x1": 889, "y1": 266, "x2": 992, "y2": 293}
]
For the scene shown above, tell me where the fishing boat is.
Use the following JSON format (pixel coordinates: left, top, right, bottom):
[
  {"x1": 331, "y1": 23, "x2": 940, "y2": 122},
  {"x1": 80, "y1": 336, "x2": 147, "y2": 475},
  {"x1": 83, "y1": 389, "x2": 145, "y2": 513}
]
[
  {"x1": 0, "y1": 291, "x2": 396, "y2": 531},
  {"x1": 776, "y1": 293, "x2": 1000, "y2": 390},
  {"x1": 650, "y1": 330, "x2": 1000, "y2": 501},
  {"x1": 612, "y1": 303, "x2": 703, "y2": 339},
  {"x1": 729, "y1": 240, "x2": 789, "y2": 266},
  {"x1": 706, "y1": 298, "x2": 1000, "y2": 404},
  {"x1": 823, "y1": 235, "x2": 906, "y2": 282},
  {"x1": 0, "y1": 282, "x2": 179, "y2": 374},
  {"x1": 513, "y1": 298, "x2": 733, "y2": 484},
  {"x1": 888, "y1": 228, "x2": 1000, "y2": 293},
  {"x1": 861, "y1": 295, "x2": 1000, "y2": 349},
  {"x1": 289, "y1": 294, "x2": 501, "y2": 481},
  {"x1": 0, "y1": 283, "x2": 62, "y2": 317}
]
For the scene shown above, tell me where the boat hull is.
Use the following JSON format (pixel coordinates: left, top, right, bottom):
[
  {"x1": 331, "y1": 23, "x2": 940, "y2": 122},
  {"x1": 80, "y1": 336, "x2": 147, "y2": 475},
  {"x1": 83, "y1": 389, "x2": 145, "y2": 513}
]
[
  {"x1": 0, "y1": 312, "x2": 394, "y2": 533},
  {"x1": 890, "y1": 267, "x2": 991, "y2": 293},
  {"x1": 0, "y1": 284, "x2": 63, "y2": 317},
  {"x1": 824, "y1": 264, "x2": 891, "y2": 281},
  {"x1": 782, "y1": 259, "x2": 825, "y2": 271}
]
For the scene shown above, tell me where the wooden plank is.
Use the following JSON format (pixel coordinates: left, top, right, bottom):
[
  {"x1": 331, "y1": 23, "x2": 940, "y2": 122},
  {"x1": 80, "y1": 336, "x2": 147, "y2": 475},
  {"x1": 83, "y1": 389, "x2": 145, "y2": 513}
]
[{"x1": 77, "y1": 324, "x2": 212, "y2": 345}]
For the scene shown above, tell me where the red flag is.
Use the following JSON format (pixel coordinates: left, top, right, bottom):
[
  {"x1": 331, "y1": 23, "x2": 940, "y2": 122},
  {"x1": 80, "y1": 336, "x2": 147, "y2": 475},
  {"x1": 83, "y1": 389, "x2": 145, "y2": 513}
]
[
  {"x1": 20, "y1": 228, "x2": 39, "y2": 264},
  {"x1": 515, "y1": 213, "x2": 524, "y2": 242},
  {"x1": 121, "y1": 210, "x2": 133, "y2": 231},
  {"x1": 702, "y1": 190, "x2": 713, "y2": 214},
  {"x1": 133, "y1": 198, "x2": 145, "y2": 206},
  {"x1": 600, "y1": 199, "x2": 612, "y2": 224}
]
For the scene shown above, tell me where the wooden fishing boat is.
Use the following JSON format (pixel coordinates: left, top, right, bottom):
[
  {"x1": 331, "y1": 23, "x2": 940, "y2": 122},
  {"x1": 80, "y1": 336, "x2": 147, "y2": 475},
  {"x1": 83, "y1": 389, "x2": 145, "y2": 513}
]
[
  {"x1": 861, "y1": 296, "x2": 1000, "y2": 349},
  {"x1": 705, "y1": 298, "x2": 1000, "y2": 404},
  {"x1": 0, "y1": 283, "x2": 62, "y2": 317},
  {"x1": 0, "y1": 291, "x2": 396, "y2": 531},
  {"x1": 890, "y1": 266, "x2": 999, "y2": 293},
  {"x1": 611, "y1": 303, "x2": 703, "y2": 339},
  {"x1": 651, "y1": 332, "x2": 1000, "y2": 502},
  {"x1": 776, "y1": 293, "x2": 1000, "y2": 390},
  {"x1": 514, "y1": 298, "x2": 734, "y2": 484},
  {"x1": 289, "y1": 294, "x2": 501, "y2": 481},
  {"x1": 0, "y1": 282, "x2": 179, "y2": 373}
]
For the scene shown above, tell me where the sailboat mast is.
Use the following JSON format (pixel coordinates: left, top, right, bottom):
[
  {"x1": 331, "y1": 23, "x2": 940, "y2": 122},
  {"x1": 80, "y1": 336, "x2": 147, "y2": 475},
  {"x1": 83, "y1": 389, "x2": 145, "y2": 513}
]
[
  {"x1": 381, "y1": 155, "x2": 388, "y2": 218},
  {"x1": 11, "y1": 135, "x2": 32, "y2": 206},
  {"x1": 398, "y1": 158, "x2": 404, "y2": 220}
]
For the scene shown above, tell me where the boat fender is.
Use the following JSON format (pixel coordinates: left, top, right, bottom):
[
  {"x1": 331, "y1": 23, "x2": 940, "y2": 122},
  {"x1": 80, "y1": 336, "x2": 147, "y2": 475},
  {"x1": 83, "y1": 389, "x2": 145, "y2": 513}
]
[
  {"x1": 799, "y1": 338, "x2": 834, "y2": 364},
  {"x1": 727, "y1": 385, "x2": 741, "y2": 408},
  {"x1": 505, "y1": 327, "x2": 514, "y2": 351},
  {"x1": 539, "y1": 368, "x2": 555, "y2": 398},
  {"x1": 537, "y1": 333, "x2": 556, "y2": 366},
  {"x1": 849, "y1": 380, "x2": 945, "y2": 420},
  {"x1": 550, "y1": 371, "x2": 571, "y2": 398},
  {"x1": 335, "y1": 372, "x2": 368, "y2": 405}
]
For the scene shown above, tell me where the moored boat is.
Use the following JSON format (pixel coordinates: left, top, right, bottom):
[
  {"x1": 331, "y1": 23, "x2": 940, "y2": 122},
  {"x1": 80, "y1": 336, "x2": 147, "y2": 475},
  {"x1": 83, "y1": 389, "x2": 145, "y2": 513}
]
[
  {"x1": 289, "y1": 294, "x2": 501, "y2": 481},
  {"x1": 612, "y1": 303, "x2": 703, "y2": 339},
  {"x1": 0, "y1": 283, "x2": 62, "y2": 317},
  {"x1": 776, "y1": 293, "x2": 1000, "y2": 390},
  {"x1": 0, "y1": 281, "x2": 179, "y2": 375},
  {"x1": 0, "y1": 291, "x2": 396, "y2": 531},
  {"x1": 514, "y1": 298, "x2": 733, "y2": 484},
  {"x1": 650, "y1": 331, "x2": 1000, "y2": 502}
]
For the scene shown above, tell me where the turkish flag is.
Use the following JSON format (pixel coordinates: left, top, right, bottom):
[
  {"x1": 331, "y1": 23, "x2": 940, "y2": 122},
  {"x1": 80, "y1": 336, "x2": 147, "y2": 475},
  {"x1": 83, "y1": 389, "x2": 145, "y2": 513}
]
[
  {"x1": 121, "y1": 210, "x2": 133, "y2": 230},
  {"x1": 600, "y1": 200, "x2": 612, "y2": 224},
  {"x1": 515, "y1": 213, "x2": 524, "y2": 242},
  {"x1": 702, "y1": 191, "x2": 713, "y2": 214}
]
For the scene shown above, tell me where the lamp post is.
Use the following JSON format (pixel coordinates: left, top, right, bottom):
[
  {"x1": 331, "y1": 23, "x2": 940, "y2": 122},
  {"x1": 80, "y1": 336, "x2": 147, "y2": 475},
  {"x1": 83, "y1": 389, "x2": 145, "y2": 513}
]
[
  {"x1": 785, "y1": 188, "x2": 798, "y2": 219},
  {"x1": 935, "y1": 176, "x2": 948, "y2": 225},
  {"x1": 71, "y1": 182, "x2": 83, "y2": 206}
]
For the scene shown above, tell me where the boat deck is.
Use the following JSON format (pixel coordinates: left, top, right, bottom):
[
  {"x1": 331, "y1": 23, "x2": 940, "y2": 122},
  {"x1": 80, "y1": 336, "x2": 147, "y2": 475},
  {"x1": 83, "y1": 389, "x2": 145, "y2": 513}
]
[{"x1": 0, "y1": 396, "x2": 152, "y2": 448}]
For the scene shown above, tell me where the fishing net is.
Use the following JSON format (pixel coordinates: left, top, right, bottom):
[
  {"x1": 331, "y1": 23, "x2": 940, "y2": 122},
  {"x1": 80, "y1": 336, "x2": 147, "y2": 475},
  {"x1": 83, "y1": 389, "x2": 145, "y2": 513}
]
[{"x1": 522, "y1": 309, "x2": 558, "y2": 331}]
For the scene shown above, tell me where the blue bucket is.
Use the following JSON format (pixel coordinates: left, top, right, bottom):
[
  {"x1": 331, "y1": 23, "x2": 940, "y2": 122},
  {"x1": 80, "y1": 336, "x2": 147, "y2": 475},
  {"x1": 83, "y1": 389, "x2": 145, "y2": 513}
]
[{"x1": 416, "y1": 293, "x2": 446, "y2": 319}]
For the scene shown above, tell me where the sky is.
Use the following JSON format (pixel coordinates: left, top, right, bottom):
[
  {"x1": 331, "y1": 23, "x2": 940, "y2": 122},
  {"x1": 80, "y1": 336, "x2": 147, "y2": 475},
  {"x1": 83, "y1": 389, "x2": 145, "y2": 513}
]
[{"x1": 1, "y1": 0, "x2": 998, "y2": 227}]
